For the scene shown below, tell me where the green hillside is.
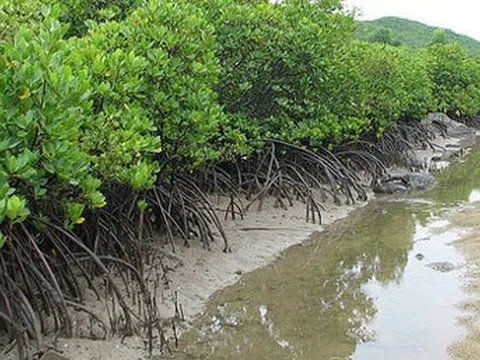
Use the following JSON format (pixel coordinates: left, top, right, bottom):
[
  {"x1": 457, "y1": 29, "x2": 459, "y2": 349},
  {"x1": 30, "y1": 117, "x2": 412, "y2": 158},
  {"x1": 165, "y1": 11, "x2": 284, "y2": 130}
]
[{"x1": 356, "y1": 16, "x2": 480, "y2": 56}]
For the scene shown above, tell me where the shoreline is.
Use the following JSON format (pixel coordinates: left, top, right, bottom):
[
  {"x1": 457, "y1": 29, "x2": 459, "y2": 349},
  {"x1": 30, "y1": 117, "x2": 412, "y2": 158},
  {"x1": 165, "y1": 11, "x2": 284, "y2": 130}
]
[
  {"x1": 158, "y1": 116, "x2": 477, "y2": 328},
  {"x1": 29, "y1": 116, "x2": 479, "y2": 360}
]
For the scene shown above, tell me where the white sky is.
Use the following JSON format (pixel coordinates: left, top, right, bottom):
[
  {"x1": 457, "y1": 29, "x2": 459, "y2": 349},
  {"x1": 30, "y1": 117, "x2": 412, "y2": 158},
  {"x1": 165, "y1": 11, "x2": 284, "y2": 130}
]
[{"x1": 344, "y1": 0, "x2": 480, "y2": 40}]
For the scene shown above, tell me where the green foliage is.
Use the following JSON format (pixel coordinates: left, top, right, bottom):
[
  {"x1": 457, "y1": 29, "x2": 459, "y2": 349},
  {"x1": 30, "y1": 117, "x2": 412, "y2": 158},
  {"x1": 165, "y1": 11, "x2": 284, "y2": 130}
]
[
  {"x1": 0, "y1": 10, "x2": 105, "y2": 231},
  {"x1": 319, "y1": 42, "x2": 433, "y2": 138},
  {"x1": 369, "y1": 28, "x2": 399, "y2": 46},
  {"x1": 345, "y1": 43, "x2": 405, "y2": 133},
  {"x1": 0, "y1": 0, "x2": 143, "y2": 42},
  {"x1": 426, "y1": 42, "x2": 480, "y2": 116},
  {"x1": 431, "y1": 28, "x2": 448, "y2": 45},
  {"x1": 356, "y1": 17, "x2": 480, "y2": 56},
  {"x1": 0, "y1": 0, "x2": 45, "y2": 43},
  {"x1": 0, "y1": 0, "x2": 246, "y2": 235},
  {"x1": 203, "y1": 0, "x2": 355, "y2": 145},
  {"x1": 77, "y1": 0, "x2": 230, "y2": 169},
  {"x1": 396, "y1": 49, "x2": 435, "y2": 119},
  {"x1": 58, "y1": 0, "x2": 142, "y2": 37},
  {"x1": 1, "y1": 0, "x2": 480, "y2": 240}
]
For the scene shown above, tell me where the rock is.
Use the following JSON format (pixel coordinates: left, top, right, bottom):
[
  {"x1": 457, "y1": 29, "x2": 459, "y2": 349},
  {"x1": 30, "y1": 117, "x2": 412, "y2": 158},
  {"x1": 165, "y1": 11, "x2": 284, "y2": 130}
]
[
  {"x1": 424, "y1": 113, "x2": 476, "y2": 143},
  {"x1": 415, "y1": 253, "x2": 425, "y2": 261},
  {"x1": 426, "y1": 261, "x2": 456, "y2": 273},
  {"x1": 402, "y1": 173, "x2": 437, "y2": 192},
  {"x1": 416, "y1": 237, "x2": 431, "y2": 243},
  {"x1": 373, "y1": 182, "x2": 407, "y2": 194},
  {"x1": 406, "y1": 155, "x2": 430, "y2": 171},
  {"x1": 373, "y1": 172, "x2": 437, "y2": 194}
]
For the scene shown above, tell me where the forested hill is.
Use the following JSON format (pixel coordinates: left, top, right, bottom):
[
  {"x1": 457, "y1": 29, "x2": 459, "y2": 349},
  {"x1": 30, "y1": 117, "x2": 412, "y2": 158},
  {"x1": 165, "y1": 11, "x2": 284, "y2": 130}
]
[{"x1": 356, "y1": 16, "x2": 480, "y2": 56}]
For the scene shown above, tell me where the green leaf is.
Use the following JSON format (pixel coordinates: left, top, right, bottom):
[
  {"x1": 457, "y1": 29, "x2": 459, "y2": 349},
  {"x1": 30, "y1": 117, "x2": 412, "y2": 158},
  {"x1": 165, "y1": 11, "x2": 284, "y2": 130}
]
[
  {"x1": 67, "y1": 202, "x2": 85, "y2": 222},
  {"x1": 0, "y1": 232, "x2": 6, "y2": 249},
  {"x1": 137, "y1": 199, "x2": 148, "y2": 212},
  {"x1": 6, "y1": 196, "x2": 30, "y2": 222}
]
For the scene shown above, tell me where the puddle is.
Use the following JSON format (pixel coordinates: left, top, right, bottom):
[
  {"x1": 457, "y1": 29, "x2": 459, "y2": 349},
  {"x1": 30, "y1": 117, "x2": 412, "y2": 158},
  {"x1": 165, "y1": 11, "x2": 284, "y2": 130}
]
[
  {"x1": 468, "y1": 189, "x2": 480, "y2": 203},
  {"x1": 353, "y1": 221, "x2": 467, "y2": 360},
  {"x1": 172, "y1": 144, "x2": 480, "y2": 360}
]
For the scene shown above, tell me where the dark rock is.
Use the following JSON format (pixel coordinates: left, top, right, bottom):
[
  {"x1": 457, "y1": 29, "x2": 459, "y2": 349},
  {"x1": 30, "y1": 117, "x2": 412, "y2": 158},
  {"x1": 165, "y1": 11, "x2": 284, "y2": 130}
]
[
  {"x1": 405, "y1": 156, "x2": 428, "y2": 171},
  {"x1": 402, "y1": 173, "x2": 437, "y2": 191},
  {"x1": 373, "y1": 182, "x2": 408, "y2": 194},
  {"x1": 426, "y1": 261, "x2": 456, "y2": 273},
  {"x1": 424, "y1": 113, "x2": 476, "y2": 143},
  {"x1": 415, "y1": 253, "x2": 425, "y2": 261},
  {"x1": 373, "y1": 172, "x2": 437, "y2": 194}
]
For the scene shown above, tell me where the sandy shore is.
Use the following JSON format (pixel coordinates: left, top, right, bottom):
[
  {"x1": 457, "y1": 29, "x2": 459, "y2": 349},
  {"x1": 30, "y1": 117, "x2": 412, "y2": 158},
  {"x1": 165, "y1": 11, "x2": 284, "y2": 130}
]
[
  {"x1": 50, "y1": 198, "x2": 366, "y2": 360},
  {"x1": 12, "y1": 116, "x2": 477, "y2": 360}
]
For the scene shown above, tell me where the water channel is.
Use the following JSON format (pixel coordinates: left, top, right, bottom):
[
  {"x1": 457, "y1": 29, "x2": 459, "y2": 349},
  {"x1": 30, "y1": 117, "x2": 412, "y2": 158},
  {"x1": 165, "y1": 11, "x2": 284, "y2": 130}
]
[{"x1": 172, "y1": 143, "x2": 480, "y2": 360}]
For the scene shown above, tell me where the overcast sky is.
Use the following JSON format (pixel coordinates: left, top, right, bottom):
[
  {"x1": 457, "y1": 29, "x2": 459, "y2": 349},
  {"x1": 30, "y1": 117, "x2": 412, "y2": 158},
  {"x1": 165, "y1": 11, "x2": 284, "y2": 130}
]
[{"x1": 344, "y1": 0, "x2": 480, "y2": 40}]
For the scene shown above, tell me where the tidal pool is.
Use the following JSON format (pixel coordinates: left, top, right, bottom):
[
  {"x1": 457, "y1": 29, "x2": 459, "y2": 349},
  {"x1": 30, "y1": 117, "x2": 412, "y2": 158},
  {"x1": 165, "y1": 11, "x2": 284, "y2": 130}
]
[{"x1": 172, "y1": 144, "x2": 480, "y2": 360}]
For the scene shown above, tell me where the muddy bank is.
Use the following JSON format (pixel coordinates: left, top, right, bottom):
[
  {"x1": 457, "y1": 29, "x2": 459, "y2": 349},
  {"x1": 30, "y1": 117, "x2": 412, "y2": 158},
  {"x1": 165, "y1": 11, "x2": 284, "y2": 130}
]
[{"x1": 19, "y1": 116, "x2": 478, "y2": 360}]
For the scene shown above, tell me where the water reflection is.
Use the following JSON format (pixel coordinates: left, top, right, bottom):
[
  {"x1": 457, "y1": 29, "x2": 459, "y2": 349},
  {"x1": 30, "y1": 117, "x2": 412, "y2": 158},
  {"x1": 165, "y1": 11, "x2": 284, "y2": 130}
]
[
  {"x1": 173, "y1": 203, "x2": 418, "y2": 360},
  {"x1": 425, "y1": 142, "x2": 480, "y2": 205},
  {"x1": 354, "y1": 219, "x2": 466, "y2": 360},
  {"x1": 468, "y1": 189, "x2": 480, "y2": 203},
  {"x1": 173, "y1": 143, "x2": 480, "y2": 360}
]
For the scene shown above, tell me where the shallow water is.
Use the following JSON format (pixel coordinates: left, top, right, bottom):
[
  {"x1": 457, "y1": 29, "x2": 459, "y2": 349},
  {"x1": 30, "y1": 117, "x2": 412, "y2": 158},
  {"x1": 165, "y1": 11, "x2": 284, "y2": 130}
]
[{"x1": 172, "y1": 145, "x2": 480, "y2": 360}]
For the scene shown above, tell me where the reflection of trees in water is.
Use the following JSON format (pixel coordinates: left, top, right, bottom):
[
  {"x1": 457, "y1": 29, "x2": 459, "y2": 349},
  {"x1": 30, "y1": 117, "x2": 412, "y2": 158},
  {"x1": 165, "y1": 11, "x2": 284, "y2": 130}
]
[
  {"x1": 173, "y1": 144, "x2": 480, "y2": 359},
  {"x1": 174, "y1": 202, "x2": 416, "y2": 360},
  {"x1": 425, "y1": 144, "x2": 480, "y2": 205},
  {"x1": 347, "y1": 202, "x2": 415, "y2": 284}
]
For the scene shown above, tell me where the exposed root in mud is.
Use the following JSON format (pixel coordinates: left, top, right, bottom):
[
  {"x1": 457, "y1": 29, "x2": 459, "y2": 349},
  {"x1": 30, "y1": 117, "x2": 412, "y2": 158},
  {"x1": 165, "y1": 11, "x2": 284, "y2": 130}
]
[
  {"x1": 206, "y1": 139, "x2": 374, "y2": 225},
  {"x1": 337, "y1": 121, "x2": 442, "y2": 170},
  {"x1": 146, "y1": 177, "x2": 229, "y2": 252},
  {"x1": 197, "y1": 122, "x2": 442, "y2": 224},
  {"x1": 0, "y1": 217, "x2": 142, "y2": 359},
  {"x1": 197, "y1": 121, "x2": 446, "y2": 223},
  {"x1": 102, "y1": 179, "x2": 228, "y2": 253},
  {"x1": 204, "y1": 123, "x2": 442, "y2": 223},
  {"x1": 0, "y1": 176, "x2": 227, "y2": 358}
]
